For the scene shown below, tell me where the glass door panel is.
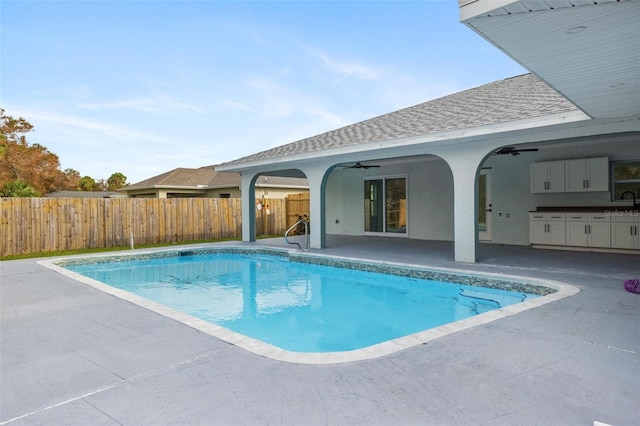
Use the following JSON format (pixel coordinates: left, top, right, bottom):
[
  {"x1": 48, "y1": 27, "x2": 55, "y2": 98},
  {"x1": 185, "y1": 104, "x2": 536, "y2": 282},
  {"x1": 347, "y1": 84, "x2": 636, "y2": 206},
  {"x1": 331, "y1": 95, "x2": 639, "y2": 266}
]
[
  {"x1": 364, "y1": 179, "x2": 383, "y2": 233},
  {"x1": 385, "y1": 177, "x2": 406, "y2": 233}
]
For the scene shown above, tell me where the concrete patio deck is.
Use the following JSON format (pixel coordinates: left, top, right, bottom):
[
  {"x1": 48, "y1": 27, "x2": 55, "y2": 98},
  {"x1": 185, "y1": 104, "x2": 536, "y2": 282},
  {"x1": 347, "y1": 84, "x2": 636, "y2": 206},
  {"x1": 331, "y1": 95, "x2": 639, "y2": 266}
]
[{"x1": 1, "y1": 235, "x2": 639, "y2": 425}]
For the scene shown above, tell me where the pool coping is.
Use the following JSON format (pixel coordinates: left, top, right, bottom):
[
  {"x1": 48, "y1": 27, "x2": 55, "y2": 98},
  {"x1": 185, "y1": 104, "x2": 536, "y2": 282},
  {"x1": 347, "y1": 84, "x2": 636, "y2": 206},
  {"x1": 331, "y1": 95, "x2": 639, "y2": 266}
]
[{"x1": 38, "y1": 245, "x2": 580, "y2": 365}]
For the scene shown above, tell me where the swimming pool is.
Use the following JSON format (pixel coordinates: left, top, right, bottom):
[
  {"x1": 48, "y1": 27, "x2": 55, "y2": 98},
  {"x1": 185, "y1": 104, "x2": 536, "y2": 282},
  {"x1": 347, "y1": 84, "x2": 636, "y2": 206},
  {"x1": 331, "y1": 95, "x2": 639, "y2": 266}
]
[{"x1": 43, "y1": 246, "x2": 578, "y2": 364}]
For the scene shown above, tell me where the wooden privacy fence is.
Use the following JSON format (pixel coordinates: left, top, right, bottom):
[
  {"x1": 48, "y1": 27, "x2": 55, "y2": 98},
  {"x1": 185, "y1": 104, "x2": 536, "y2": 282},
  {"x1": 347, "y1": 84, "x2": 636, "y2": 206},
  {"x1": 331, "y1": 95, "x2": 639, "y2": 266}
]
[
  {"x1": 254, "y1": 192, "x2": 310, "y2": 236},
  {"x1": 285, "y1": 192, "x2": 310, "y2": 230},
  {"x1": 1, "y1": 197, "x2": 307, "y2": 257}
]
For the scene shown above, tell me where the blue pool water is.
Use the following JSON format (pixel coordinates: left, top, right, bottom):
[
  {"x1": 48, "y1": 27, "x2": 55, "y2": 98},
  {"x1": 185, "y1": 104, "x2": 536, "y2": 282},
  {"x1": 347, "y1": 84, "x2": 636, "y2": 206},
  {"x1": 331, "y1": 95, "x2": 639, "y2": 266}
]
[{"x1": 65, "y1": 252, "x2": 540, "y2": 353}]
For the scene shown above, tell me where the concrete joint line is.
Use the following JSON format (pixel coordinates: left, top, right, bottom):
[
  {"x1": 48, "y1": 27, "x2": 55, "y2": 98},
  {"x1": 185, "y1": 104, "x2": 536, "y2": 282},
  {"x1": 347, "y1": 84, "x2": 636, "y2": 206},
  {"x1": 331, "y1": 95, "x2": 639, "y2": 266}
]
[{"x1": 0, "y1": 383, "x2": 121, "y2": 425}]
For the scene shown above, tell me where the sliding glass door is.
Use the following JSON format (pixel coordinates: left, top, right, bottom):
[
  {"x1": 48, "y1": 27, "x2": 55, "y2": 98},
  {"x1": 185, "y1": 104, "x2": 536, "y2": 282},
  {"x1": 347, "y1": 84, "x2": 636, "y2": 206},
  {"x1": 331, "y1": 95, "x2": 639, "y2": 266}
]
[
  {"x1": 364, "y1": 179, "x2": 384, "y2": 232},
  {"x1": 364, "y1": 176, "x2": 407, "y2": 235}
]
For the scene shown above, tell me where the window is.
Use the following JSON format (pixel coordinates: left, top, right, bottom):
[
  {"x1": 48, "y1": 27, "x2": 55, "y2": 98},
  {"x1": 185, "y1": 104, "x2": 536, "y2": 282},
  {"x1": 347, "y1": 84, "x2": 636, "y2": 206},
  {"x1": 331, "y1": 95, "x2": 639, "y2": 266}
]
[
  {"x1": 611, "y1": 160, "x2": 640, "y2": 201},
  {"x1": 364, "y1": 176, "x2": 407, "y2": 235}
]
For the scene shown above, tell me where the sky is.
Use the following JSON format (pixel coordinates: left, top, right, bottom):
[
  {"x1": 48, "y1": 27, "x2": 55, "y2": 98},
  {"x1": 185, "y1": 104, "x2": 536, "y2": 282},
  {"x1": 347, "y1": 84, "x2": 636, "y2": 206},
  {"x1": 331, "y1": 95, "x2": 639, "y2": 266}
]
[{"x1": 1, "y1": 0, "x2": 526, "y2": 185}]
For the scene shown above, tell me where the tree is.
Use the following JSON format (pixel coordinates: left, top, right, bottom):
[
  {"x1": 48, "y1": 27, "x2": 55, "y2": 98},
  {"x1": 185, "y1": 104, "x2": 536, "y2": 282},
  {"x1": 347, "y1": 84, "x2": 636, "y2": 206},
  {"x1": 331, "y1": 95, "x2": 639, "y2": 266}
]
[
  {"x1": 107, "y1": 172, "x2": 128, "y2": 191},
  {"x1": 0, "y1": 107, "x2": 80, "y2": 195},
  {"x1": 63, "y1": 168, "x2": 81, "y2": 189},
  {"x1": 0, "y1": 179, "x2": 41, "y2": 197},
  {"x1": 78, "y1": 176, "x2": 98, "y2": 191},
  {"x1": 0, "y1": 107, "x2": 33, "y2": 143}
]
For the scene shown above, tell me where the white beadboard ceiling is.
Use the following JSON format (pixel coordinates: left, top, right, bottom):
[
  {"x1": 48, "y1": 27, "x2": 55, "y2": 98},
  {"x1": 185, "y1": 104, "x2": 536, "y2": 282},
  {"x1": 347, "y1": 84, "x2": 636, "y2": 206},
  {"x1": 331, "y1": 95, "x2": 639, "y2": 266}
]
[{"x1": 460, "y1": 0, "x2": 640, "y2": 119}]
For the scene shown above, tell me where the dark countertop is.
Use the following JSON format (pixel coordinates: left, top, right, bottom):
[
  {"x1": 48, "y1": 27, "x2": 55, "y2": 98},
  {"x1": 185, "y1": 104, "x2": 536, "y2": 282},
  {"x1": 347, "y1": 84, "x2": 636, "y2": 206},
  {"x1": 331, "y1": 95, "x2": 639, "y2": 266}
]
[{"x1": 532, "y1": 206, "x2": 638, "y2": 213}]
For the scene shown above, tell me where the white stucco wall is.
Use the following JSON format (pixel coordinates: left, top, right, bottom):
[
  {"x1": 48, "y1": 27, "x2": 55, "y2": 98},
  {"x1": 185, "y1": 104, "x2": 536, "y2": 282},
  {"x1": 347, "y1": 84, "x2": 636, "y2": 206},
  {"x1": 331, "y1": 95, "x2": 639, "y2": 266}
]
[
  {"x1": 324, "y1": 136, "x2": 638, "y2": 247},
  {"x1": 255, "y1": 187, "x2": 308, "y2": 199},
  {"x1": 325, "y1": 156, "x2": 455, "y2": 241},
  {"x1": 483, "y1": 137, "x2": 639, "y2": 246}
]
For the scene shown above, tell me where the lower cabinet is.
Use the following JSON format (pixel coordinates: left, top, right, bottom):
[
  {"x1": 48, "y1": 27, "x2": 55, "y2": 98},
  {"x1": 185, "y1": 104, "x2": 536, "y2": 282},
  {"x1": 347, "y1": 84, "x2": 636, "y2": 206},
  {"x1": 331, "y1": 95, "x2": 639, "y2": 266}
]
[
  {"x1": 565, "y1": 213, "x2": 611, "y2": 248},
  {"x1": 530, "y1": 213, "x2": 566, "y2": 245},
  {"x1": 611, "y1": 214, "x2": 640, "y2": 249},
  {"x1": 530, "y1": 211, "x2": 640, "y2": 251}
]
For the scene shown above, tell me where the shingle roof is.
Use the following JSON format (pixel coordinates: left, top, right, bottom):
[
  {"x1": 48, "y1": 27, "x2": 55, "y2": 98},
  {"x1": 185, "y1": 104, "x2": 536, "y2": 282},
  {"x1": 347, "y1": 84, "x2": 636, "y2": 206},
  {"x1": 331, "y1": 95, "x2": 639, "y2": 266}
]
[
  {"x1": 46, "y1": 191, "x2": 125, "y2": 198},
  {"x1": 124, "y1": 166, "x2": 307, "y2": 190},
  {"x1": 124, "y1": 166, "x2": 217, "y2": 189},
  {"x1": 221, "y1": 73, "x2": 580, "y2": 166}
]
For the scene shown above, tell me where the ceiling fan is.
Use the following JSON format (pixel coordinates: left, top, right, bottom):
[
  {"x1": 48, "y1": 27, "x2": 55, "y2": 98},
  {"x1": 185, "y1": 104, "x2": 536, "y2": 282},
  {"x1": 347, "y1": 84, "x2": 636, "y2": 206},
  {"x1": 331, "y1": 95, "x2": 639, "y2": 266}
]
[
  {"x1": 493, "y1": 146, "x2": 539, "y2": 156},
  {"x1": 341, "y1": 161, "x2": 381, "y2": 169}
]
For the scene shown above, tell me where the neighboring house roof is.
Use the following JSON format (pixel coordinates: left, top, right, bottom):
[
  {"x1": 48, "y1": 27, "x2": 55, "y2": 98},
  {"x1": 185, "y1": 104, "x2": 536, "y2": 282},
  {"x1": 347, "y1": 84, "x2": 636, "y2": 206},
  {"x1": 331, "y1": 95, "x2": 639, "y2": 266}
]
[
  {"x1": 46, "y1": 191, "x2": 126, "y2": 198},
  {"x1": 123, "y1": 166, "x2": 217, "y2": 190},
  {"x1": 122, "y1": 166, "x2": 308, "y2": 191},
  {"x1": 220, "y1": 73, "x2": 580, "y2": 166}
]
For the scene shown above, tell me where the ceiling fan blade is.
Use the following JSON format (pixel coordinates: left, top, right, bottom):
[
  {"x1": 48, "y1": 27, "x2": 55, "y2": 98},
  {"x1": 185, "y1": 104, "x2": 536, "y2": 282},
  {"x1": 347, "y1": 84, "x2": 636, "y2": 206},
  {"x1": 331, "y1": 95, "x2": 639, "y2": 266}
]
[
  {"x1": 493, "y1": 146, "x2": 539, "y2": 155},
  {"x1": 342, "y1": 162, "x2": 381, "y2": 169},
  {"x1": 494, "y1": 147, "x2": 515, "y2": 155}
]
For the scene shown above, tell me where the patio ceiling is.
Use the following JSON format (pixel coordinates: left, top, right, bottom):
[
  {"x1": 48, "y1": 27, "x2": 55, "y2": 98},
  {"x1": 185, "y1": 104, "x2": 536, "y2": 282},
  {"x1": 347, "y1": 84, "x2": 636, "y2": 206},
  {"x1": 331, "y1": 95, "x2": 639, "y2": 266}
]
[{"x1": 459, "y1": 0, "x2": 640, "y2": 119}]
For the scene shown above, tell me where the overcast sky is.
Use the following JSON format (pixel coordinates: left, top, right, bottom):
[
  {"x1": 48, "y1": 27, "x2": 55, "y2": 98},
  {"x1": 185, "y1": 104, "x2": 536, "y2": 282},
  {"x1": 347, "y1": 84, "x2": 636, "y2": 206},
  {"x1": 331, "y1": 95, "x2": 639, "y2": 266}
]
[{"x1": 1, "y1": 0, "x2": 526, "y2": 184}]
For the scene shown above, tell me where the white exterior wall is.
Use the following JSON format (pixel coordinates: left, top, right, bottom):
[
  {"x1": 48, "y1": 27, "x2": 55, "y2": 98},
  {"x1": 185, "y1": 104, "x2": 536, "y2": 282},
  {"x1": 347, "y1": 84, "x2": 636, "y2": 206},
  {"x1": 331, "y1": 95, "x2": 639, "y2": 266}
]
[
  {"x1": 325, "y1": 137, "x2": 638, "y2": 248},
  {"x1": 325, "y1": 157, "x2": 455, "y2": 241},
  {"x1": 480, "y1": 137, "x2": 638, "y2": 246},
  {"x1": 255, "y1": 187, "x2": 308, "y2": 199},
  {"x1": 205, "y1": 188, "x2": 241, "y2": 198}
]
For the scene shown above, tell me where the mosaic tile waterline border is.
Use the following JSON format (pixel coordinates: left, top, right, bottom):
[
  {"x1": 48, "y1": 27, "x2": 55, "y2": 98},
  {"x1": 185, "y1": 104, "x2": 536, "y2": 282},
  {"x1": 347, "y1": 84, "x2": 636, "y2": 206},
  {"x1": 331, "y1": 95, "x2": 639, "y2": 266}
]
[{"x1": 55, "y1": 246, "x2": 556, "y2": 296}]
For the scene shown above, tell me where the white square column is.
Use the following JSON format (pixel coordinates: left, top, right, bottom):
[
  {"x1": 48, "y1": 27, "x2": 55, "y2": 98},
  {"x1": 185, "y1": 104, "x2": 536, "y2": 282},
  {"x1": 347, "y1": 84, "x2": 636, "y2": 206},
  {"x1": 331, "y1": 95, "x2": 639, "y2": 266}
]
[
  {"x1": 303, "y1": 166, "x2": 328, "y2": 249},
  {"x1": 440, "y1": 149, "x2": 487, "y2": 263}
]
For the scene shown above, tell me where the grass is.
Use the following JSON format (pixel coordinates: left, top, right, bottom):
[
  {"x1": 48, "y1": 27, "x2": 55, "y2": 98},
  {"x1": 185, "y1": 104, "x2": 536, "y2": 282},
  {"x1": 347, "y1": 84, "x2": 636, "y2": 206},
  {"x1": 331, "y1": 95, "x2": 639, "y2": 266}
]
[{"x1": 1, "y1": 235, "x2": 282, "y2": 261}]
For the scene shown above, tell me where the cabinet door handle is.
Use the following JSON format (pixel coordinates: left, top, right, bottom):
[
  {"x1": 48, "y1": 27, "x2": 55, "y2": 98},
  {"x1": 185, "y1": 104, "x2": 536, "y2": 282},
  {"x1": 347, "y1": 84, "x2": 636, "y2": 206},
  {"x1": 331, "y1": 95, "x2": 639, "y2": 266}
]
[
  {"x1": 588, "y1": 225, "x2": 591, "y2": 234},
  {"x1": 632, "y1": 226, "x2": 634, "y2": 236},
  {"x1": 586, "y1": 179, "x2": 589, "y2": 189}
]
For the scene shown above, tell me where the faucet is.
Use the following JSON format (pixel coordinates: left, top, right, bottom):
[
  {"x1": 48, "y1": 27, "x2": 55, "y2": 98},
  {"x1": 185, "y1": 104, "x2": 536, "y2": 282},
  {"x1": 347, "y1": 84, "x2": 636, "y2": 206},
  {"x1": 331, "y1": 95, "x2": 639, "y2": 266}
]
[{"x1": 620, "y1": 191, "x2": 640, "y2": 209}]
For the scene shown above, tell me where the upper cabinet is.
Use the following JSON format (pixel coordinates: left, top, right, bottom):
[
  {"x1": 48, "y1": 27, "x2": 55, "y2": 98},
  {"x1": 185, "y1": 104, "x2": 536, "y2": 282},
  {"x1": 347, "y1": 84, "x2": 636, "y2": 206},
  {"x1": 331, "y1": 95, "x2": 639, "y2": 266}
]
[
  {"x1": 530, "y1": 160, "x2": 565, "y2": 193},
  {"x1": 531, "y1": 157, "x2": 609, "y2": 194},
  {"x1": 564, "y1": 157, "x2": 609, "y2": 192}
]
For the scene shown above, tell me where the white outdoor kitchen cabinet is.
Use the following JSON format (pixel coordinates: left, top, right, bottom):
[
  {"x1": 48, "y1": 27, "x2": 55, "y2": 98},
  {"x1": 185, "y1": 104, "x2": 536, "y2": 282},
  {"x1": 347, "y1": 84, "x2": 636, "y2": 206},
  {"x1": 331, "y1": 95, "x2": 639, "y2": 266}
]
[
  {"x1": 564, "y1": 157, "x2": 609, "y2": 192},
  {"x1": 530, "y1": 160, "x2": 565, "y2": 193},
  {"x1": 611, "y1": 214, "x2": 640, "y2": 249},
  {"x1": 530, "y1": 157, "x2": 609, "y2": 193},
  {"x1": 529, "y1": 212, "x2": 566, "y2": 245},
  {"x1": 565, "y1": 212, "x2": 611, "y2": 248}
]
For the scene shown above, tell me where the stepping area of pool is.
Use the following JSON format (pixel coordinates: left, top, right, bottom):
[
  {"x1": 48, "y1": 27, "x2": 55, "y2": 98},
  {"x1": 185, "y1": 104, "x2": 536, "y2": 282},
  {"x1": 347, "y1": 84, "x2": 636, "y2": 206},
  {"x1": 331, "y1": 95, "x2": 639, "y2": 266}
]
[{"x1": 2, "y1": 235, "x2": 639, "y2": 425}]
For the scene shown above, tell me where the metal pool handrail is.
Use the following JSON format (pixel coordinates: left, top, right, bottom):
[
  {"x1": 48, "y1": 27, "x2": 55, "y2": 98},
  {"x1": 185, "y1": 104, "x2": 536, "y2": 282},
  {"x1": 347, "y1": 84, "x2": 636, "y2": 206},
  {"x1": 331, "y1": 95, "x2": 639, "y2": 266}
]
[{"x1": 284, "y1": 219, "x2": 309, "y2": 251}]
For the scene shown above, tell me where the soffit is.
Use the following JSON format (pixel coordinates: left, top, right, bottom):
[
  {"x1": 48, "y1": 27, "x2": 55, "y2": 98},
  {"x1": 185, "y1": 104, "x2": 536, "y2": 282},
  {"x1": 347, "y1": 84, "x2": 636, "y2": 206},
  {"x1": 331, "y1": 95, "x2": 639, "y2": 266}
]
[{"x1": 461, "y1": 0, "x2": 640, "y2": 118}]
